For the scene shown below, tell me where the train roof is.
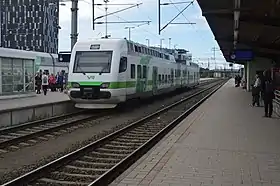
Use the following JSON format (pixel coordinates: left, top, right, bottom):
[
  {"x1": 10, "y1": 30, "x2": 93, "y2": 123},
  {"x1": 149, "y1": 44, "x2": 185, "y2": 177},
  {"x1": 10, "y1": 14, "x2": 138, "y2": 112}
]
[
  {"x1": 0, "y1": 47, "x2": 58, "y2": 60},
  {"x1": 76, "y1": 38, "x2": 173, "y2": 55},
  {"x1": 75, "y1": 38, "x2": 177, "y2": 62},
  {"x1": 75, "y1": 38, "x2": 126, "y2": 46}
]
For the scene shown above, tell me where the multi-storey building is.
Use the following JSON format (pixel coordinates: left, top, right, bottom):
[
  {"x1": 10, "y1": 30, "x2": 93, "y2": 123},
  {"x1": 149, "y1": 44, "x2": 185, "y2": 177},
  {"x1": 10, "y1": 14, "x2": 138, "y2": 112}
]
[{"x1": 0, "y1": 0, "x2": 59, "y2": 54}]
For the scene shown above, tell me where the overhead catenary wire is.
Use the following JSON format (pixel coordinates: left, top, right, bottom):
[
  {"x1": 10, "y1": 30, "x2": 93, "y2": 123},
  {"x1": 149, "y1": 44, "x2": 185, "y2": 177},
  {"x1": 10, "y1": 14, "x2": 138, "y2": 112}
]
[
  {"x1": 93, "y1": 4, "x2": 162, "y2": 39},
  {"x1": 77, "y1": 0, "x2": 227, "y2": 65},
  {"x1": 81, "y1": 0, "x2": 161, "y2": 40}
]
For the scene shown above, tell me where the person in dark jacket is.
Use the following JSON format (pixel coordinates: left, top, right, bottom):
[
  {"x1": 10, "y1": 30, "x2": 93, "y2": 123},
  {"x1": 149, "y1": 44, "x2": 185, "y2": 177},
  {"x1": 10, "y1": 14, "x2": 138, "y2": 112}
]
[
  {"x1": 261, "y1": 70, "x2": 275, "y2": 117},
  {"x1": 35, "y1": 72, "x2": 42, "y2": 94},
  {"x1": 57, "y1": 72, "x2": 64, "y2": 92}
]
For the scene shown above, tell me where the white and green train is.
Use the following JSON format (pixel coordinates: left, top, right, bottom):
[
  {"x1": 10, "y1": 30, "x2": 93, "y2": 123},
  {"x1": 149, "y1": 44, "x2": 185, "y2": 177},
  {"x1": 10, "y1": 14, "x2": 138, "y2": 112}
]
[{"x1": 67, "y1": 38, "x2": 200, "y2": 109}]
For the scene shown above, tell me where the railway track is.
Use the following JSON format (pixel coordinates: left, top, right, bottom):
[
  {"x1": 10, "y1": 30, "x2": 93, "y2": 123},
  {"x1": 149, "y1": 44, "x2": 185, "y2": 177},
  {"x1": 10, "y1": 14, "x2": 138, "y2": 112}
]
[
  {"x1": 0, "y1": 111, "x2": 110, "y2": 152},
  {"x1": 2, "y1": 80, "x2": 226, "y2": 186},
  {"x1": 0, "y1": 79, "x2": 217, "y2": 153}
]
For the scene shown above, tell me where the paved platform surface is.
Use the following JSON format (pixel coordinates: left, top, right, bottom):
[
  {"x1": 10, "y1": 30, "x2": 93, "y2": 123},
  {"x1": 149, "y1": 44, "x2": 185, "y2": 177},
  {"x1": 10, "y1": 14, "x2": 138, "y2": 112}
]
[
  {"x1": 111, "y1": 79, "x2": 280, "y2": 186},
  {"x1": 0, "y1": 93, "x2": 36, "y2": 100},
  {"x1": 0, "y1": 91, "x2": 70, "y2": 111}
]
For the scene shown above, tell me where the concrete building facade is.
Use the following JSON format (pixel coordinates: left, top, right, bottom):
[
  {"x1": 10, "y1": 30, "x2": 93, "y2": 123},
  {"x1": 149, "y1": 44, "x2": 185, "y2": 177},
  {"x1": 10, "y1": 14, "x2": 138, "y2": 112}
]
[{"x1": 0, "y1": 0, "x2": 59, "y2": 53}]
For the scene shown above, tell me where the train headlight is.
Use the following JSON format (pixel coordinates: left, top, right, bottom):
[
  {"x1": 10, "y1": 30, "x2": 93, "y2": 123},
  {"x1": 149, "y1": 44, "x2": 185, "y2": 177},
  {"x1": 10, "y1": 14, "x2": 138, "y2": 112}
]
[
  {"x1": 101, "y1": 82, "x2": 110, "y2": 89},
  {"x1": 71, "y1": 82, "x2": 80, "y2": 88}
]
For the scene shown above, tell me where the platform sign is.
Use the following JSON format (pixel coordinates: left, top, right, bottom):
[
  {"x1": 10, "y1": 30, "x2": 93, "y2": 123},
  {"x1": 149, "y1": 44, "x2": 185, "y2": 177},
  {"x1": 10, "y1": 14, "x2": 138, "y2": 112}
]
[
  {"x1": 230, "y1": 50, "x2": 254, "y2": 61},
  {"x1": 58, "y1": 53, "x2": 71, "y2": 62}
]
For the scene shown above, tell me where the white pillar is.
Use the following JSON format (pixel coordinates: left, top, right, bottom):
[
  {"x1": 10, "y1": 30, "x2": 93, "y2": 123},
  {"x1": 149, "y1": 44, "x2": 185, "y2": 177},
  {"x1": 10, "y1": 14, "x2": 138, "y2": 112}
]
[{"x1": 246, "y1": 61, "x2": 250, "y2": 91}]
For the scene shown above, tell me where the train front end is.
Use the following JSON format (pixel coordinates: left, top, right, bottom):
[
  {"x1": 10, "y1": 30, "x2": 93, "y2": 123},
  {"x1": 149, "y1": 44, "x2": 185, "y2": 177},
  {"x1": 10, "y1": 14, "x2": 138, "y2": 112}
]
[{"x1": 66, "y1": 39, "x2": 127, "y2": 109}]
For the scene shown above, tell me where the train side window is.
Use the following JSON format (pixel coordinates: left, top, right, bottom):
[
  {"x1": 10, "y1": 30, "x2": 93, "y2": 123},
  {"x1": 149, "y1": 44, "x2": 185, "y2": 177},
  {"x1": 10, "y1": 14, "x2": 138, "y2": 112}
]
[
  {"x1": 143, "y1": 65, "x2": 147, "y2": 78},
  {"x1": 134, "y1": 45, "x2": 138, "y2": 52},
  {"x1": 158, "y1": 74, "x2": 161, "y2": 82},
  {"x1": 119, "y1": 57, "x2": 127, "y2": 73},
  {"x1": 131, "y1": 64, "x2": 135, "y2": 79},
  {"x1": 137, "y1": 65, "x2": 142, "y2": 78},
  {"x1": 129, "y1": 43, "x2": 134, "y2": 52}
]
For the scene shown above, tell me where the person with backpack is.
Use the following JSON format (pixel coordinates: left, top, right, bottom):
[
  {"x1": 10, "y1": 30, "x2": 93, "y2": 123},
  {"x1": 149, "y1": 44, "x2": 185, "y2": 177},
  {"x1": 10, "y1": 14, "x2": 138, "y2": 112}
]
[
  {"x1": 41, "y1": 72, "x2": 49, "y2": 95},
  {"x1": 261, "y1": 70, "x2": 275, "y2": 117}
]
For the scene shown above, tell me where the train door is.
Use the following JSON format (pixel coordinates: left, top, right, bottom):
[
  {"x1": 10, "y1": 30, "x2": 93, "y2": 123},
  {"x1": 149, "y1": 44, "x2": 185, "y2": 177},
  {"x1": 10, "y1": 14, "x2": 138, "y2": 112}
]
[
  {"x1": 142, "y1": 65, "x2": 148, "y2": 92},
  {"x1": 152, "y1": 66, "x2": 158, "y2": 95},
  {"x1": 136, "y1": 65, "x2": 143, "y2": 93},
  {"x1": 171, "y1": 68, "x2": 174, "y2": 86},
  {"x1": 118, "y1": 56, "x2": 128, "y2": 94},
  {"x1": 177, "y1": 63, "x2": 181, "y2": 86},
  {"x1": 187, "y1": 71, "x2": 189, "y2": 86}
]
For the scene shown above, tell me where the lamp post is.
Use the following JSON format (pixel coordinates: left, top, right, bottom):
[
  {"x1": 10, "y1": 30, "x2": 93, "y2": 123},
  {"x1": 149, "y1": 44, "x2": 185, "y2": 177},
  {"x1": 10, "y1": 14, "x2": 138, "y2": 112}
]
[
  {"x1": 70, "y1": 0, "x2": 79, "y2": 49},
  {"x1": 168, "y1": 38, "x2": 171, "y2": 49},
  {"x1": 124, "y1": 26, "x2": 135, "y2": 40},
  {"x1": 146, "y1": 39, "x2": 150, "y2": 47},
  {"x1": 160, "y1": 38, "x2": 164, "y2": 49},
  {"x1": 56, "y1": 0, "x2": 79, "y2": 50},
  {"x1": 104, "y1": 0, "x2": 109, "y2": 38}
]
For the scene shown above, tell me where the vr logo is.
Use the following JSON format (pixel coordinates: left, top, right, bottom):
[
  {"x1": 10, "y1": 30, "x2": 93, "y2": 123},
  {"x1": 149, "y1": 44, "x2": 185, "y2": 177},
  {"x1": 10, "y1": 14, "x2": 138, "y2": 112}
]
[{"x1": 87, "y1": 75, "x2": 95, "y2": 79}]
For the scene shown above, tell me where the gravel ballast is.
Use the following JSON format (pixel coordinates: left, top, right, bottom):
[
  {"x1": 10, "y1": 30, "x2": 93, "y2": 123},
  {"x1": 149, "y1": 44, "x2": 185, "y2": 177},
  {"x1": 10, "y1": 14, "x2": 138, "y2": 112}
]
[{"x1": 0, "y1": 81, "x2": 219, "y2": 184}]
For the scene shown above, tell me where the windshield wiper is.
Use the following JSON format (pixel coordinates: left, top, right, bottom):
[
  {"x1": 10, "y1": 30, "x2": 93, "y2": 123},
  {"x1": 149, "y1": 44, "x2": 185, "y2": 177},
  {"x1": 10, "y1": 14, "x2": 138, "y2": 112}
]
[
  {"x1": 99, "y1": 62, "x2": 110, "y2": 75},
  {"x1": 76, "y1": 62, "x2": 86, "y2": 75}
]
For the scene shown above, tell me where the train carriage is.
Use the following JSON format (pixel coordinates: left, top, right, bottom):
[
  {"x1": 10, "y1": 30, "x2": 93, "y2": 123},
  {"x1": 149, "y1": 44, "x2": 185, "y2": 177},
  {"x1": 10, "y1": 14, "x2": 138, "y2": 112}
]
[
  {"x1": 0, "y1": 47, "x2": 69, "y2": 75},
  {"x1": 67, "y1": 38, "x2": 200, "y2": 109}
]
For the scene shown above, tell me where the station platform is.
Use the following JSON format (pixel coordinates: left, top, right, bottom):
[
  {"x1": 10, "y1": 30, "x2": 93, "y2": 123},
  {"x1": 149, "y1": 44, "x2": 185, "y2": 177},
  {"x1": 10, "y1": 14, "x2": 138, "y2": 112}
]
[
  {"x1": 0, "y1": 92, "x2": 75, "y2": 128},
  {"x1": 111, "y1": 79, "x2": 280, "y2": 186},
  {"x1": 0, "y1": 91, "x2": 70, "y2": 112}
]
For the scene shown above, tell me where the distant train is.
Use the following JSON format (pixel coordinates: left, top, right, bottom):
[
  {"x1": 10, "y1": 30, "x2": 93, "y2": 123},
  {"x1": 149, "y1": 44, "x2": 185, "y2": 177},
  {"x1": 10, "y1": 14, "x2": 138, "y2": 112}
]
[
  {"x1": 67, "y1": 38, "x2": 200, "y2": 109},
  {"x1": 0, "y1": 47, "x2": 69, "y2": 75}
]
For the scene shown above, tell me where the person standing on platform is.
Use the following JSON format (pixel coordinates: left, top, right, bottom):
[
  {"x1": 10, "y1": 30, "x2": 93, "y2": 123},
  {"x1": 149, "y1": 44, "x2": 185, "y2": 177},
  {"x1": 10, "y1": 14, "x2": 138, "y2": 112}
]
[
  {"x1": 35, "y1": 72, "x2": 42, "y2": 94},
  {"x1": 252, "y1": 73, "x2": 261, "y2": 106},
  {"x1": 48, "y1": 74, "x2": 56, "y2": 92},
  {"x1": 261, "y1": 70, "x2": 275, "y2": 117},
  {"x1": 42, "y1": 72, "x2": 49, "y2": 95},
  {"x1": 235, "y1": 75, "x2": 238, "y2": 86},
  {"x1": 57, "y1": 72, "x2": 64, "y2": 92}
]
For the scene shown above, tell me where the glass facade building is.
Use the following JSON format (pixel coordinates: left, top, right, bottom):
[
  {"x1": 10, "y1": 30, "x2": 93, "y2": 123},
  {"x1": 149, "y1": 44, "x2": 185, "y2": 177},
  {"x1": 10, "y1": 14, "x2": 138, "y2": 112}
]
[
  {"x1": 0, "y1": 0, "x2": 59, "y2": 53},
  {"x1": 0, "y1": 57, "x2": 35, "y2": 95}
]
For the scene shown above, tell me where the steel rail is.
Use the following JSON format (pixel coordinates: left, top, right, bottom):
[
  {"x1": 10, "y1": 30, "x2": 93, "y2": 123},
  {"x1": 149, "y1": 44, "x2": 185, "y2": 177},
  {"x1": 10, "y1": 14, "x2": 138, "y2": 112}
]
[
  {"x1": 0, "y1": 110, "x2": 110, "y2": 149},
  {"x1": 2, "y1": 80, "x2": 226, "y2": 186}
]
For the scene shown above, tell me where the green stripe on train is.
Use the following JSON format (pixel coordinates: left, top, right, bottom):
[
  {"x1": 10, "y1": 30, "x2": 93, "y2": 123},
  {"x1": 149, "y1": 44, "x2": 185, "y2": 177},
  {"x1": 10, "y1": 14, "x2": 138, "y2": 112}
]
[
  {"x1": 68, "y1": 80, "x2": 156, "y2": 89},
  {"x1": 72, "y1": 81, "x2": 152, "y2": 89}
]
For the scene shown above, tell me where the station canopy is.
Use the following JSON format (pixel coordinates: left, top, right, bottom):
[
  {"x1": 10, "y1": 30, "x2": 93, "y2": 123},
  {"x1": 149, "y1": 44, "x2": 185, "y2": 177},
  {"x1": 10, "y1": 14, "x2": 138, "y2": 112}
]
[{"x1": 197, "y1": 0, "x2": 280, "y2": 64}]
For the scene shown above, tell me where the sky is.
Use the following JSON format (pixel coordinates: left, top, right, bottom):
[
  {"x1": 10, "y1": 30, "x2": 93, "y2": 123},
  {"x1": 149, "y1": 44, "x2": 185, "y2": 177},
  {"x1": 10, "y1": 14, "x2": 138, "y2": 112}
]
[{"x1": 58, "y1": 0, "x2": 240, "y2": 70}]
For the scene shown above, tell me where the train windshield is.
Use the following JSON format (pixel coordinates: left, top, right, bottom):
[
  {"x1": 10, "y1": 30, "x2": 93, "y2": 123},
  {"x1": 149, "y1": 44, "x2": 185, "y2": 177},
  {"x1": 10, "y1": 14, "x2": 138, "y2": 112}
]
[{"x1": 73, "y1": 51, "x2": 113, "y2": 73}]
